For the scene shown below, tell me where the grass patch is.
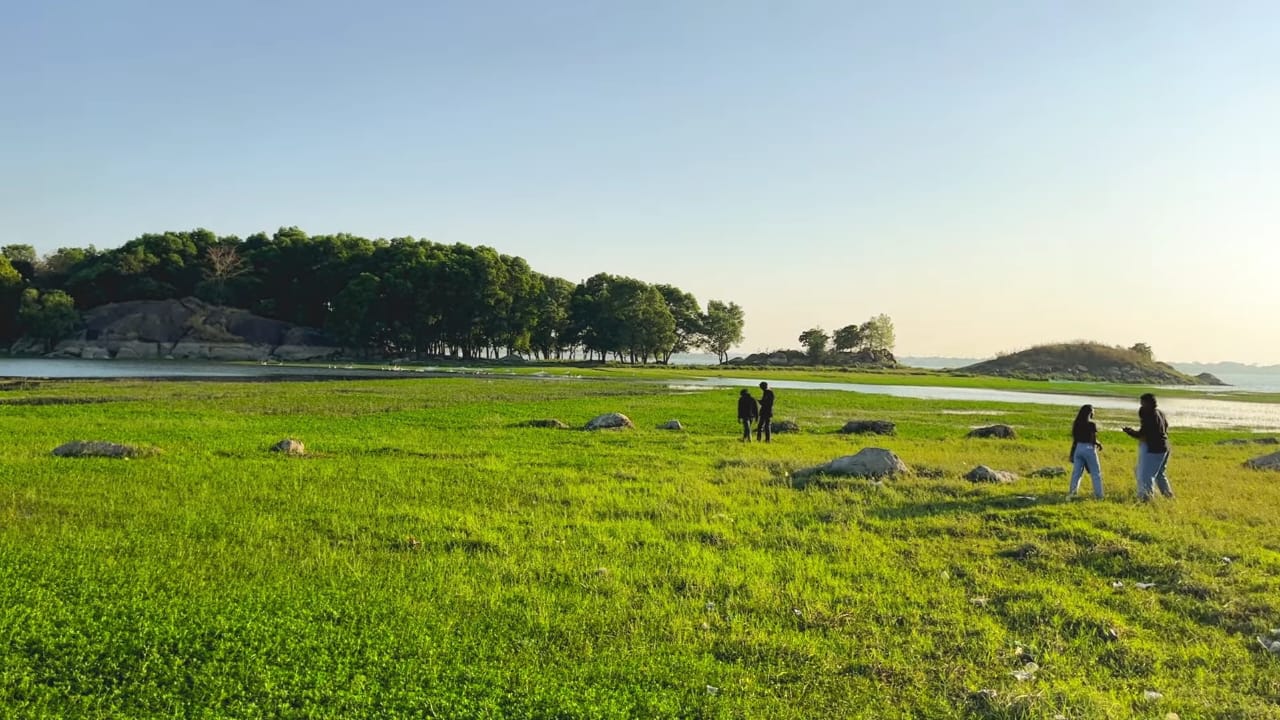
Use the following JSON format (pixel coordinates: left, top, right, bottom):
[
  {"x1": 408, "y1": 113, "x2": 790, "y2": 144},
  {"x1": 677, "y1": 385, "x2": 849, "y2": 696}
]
[{"x1": 1, "y1": 377, "x2": 1279, "y2": 718}]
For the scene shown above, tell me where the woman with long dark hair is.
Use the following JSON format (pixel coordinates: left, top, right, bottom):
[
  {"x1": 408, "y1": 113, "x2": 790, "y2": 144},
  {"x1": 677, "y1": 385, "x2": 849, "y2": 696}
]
[{"x1": 1069, "y1": 404, "x2": 1104, "y2": 498}]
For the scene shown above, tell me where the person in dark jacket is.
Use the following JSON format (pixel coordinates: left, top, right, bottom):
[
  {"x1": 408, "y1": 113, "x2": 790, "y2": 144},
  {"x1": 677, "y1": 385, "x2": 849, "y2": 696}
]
[
  {"x1": 737, "y1": 389, "x2": 758, "y2": 441},
  {"x1": 1124, "y1": 393, "x2": 1173, "y2": 500},
  {"x1": 1068, "y1": 404, "x2": 1104, "y2": 498},
  {"x1": 755, "y1": 381, "x2": 775, "y2": 442}
]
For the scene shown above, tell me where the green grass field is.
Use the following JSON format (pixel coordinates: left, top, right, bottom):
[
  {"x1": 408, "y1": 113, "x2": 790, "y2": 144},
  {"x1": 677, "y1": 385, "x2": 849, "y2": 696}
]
[{"x1": 2, "y1": 376, "x2": 1278, "y2": 718}]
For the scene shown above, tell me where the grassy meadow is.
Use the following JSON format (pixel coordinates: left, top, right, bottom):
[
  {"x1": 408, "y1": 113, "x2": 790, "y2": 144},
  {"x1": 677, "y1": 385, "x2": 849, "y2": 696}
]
[{"x1": 1, "y1": 374, "x2": 1279, "y2": 719}]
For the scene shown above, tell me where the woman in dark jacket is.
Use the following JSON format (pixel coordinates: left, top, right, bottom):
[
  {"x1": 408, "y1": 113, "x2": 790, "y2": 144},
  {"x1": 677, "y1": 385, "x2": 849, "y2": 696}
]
[
  {"x1": 1124, "y1": 393, "x2": 1173, "y2": 500},
  {"x1": 737, "y1": 389, "x2": 758, "y2": 442},
  {"x1": 1068, "y1": 404, "x2": 1104, "y2": 498}
]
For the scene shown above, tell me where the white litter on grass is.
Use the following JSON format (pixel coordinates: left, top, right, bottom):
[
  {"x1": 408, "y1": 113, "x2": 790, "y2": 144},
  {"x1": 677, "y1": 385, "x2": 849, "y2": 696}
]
[
  {"x1": 704, "y1": 602, "x2": 716, "y2": 611},
  {"x1": 1015, "y1": 495, "x2": 1037, "y2": 501},
  {"x1": 705, "y1": 685, "x2": 720, "y2": 695},
  {"x1": 970, "y1": 597, "x2": 990, "y2": 606},
  {"x1": 1222, "y1": 556, "x2": 1233, "y2": 564},
  {"x1": 1136, "y1": 582, "x2": 1157, "y2": 590},
  {"x1": 1144, "y1": 690, "x2": 1164, "y2": 700},
  {"x1": 1111, "y1": 581, "x2": 1124, "y2": 589},
  {"x1": 1010, "y1": 662, "x2": 1039, "y2": 682}
]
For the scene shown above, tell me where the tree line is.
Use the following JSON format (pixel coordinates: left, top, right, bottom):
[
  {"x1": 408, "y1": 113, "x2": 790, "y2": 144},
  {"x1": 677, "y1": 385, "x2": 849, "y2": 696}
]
[{"x1": 0, "y1": 229, "x2": 745, "y2": 362}]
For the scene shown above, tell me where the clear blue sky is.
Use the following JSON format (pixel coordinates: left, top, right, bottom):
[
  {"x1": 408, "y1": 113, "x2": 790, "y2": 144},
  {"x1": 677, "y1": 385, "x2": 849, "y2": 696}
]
[{"x1": 4, "y1": 1, "x2": 1278, "y2": 362}]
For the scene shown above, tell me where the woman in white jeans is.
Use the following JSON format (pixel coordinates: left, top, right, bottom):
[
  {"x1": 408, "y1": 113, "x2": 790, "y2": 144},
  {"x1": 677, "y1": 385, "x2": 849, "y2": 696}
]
[{"x1": 1068, "y1": 404, "x2": 1104, "y2": 498}]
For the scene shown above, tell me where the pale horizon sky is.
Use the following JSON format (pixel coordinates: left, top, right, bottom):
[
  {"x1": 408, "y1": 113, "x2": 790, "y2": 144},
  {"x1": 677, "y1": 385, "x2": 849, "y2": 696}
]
[{"x1": 3, "y1": 1, "x2": 1277, "y2": 363}]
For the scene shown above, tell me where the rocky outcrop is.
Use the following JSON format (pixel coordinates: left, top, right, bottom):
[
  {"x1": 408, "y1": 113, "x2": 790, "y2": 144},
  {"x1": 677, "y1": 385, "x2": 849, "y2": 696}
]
[
  {"x1": 968, "y1": 424, "x2": 1017, "y2": 439},
  {"x1": 725, "y1": 348, "x2": 897, "y2": 368},
  {"x1": 1244, "y1": 451, "x2": 1280, "y2": 471},
  {"x1": 958, "y1": 343, "x2": 1203, "y2": 385},
  {"x1": 965, "y1": 465, "x2": 1019, "y2": 483},
  {"x1": 1195, "y1": 372, "x2": 1228, "y2": 386},
  {"x1": 839, "y1": 420, "x2": 896, "y2": 436},
  {"x1": 794, "y1": 448, "x2": 911, "y2": 482},
  {"x1": 45, "y1": 298, "x2": 340, "y2": 362},
  {"x1": 586, "y1": 413, "x2": 634, "y2": 430},
  {"x1": 52, "y1": 441, "x2": 148, "y2": 458}
]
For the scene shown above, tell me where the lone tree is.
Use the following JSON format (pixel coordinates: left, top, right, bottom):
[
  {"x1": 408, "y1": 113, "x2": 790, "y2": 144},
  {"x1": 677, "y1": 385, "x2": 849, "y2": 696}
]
[
  {"x1": 859, "y1": 314, "x2": 896, "y2": 354},
  {"x1": 1130, "y1": 342, "x2": 1154, "y2": 361},
  {"x1": 798, "y1": 327, "x2": 829, "y2": 363},
  {"x1": 699, "y1": 300, "x2": 745, "y2": 364}
]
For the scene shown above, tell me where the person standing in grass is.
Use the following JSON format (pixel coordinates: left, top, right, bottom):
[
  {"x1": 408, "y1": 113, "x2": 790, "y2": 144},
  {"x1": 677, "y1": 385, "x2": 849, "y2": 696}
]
[
  {"x1": 755, "y1": 381, "x2": 775, "y2": 442},
  {"x1": 1124, "y1": 393, "x2": 1174, "y2": 500},
  {"x1": 1068, "y1": 404, "x2": 1104, "y2": 499},
  {"x1": 737, "y1": 389, "x2": 758, "y2": 441}
]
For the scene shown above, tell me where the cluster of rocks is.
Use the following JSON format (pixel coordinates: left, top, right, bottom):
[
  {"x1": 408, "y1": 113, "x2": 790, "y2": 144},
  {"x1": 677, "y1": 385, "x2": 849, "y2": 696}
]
[{"x1": 28, "y1": 297, "x2": 340, "y2": 362}]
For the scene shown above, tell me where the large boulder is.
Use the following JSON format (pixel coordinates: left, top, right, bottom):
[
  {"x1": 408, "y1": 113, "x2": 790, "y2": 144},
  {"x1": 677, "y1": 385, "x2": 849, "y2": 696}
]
[
  {"x1": 965, "y1": 465, "x2": 1019, "y2": 483},
  {"x1": 270, "y1": 438, "x2": 306, "y2": 455},
  {"x1": 968, "y1": 424, "x2": 1017, "y2": 439},
  {"x1": 840, "y1": 420, "x2": 896, "y2": 436},
  {"x1": 52, "y1": 441, "x2": 144, "y2": 458},
  {"x1": 1245, "y1": 452, "x2": 1280, "y2": 471},
  {"x1": 795, "y1": 448, "x2": 910, "y2": 481},
  {"x1": 586, "y1": 413, "x2": 634, "y2": 430}
]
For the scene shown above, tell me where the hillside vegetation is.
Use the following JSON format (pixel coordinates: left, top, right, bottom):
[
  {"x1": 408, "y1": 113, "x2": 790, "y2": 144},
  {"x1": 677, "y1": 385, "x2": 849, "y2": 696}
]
[
  {"x1": 2, "y1": 376, "x2": 1278, "y2": 718},
  {"x1": 960, "y1": 343, "x2": 1203, "y2": 384}
]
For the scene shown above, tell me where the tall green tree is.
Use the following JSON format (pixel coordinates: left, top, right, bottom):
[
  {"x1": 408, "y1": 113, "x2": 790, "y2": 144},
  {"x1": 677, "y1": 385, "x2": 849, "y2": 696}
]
[
  {"x1": 798, "y1": 327, "x2": 829, "y2": 363},
  {"x1": 18, "y1": 289, "x2": 80, "y2": 352},
  {"x1": 654, "y1": 284, "x2": 702, "y2": 363},
  {"x1": 698, "y1": 300, "x2": 745, "y2": 364},
  {"x1": 0, "y1": 256, "x2": 24, "y2": 343},
  {"x1": 832, "y1": 324, "x2": 864, "y2": 353},
  {"x1": 859, "y1": 314, "x2": 895, "y2": 354}
]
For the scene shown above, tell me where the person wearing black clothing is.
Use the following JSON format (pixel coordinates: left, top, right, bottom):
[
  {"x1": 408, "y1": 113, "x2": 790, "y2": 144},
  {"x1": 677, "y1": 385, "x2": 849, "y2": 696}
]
[
  {"x1": 756, "y1": 381, "x2": 775, "y2": 442},
  {"x1": 737, "y1": 389, "x2": 758, "y2": 441},
  {"x1": 1123, "y1": 393, "x2": 1173, "y2": 500},
  {"x1": 1068, "y1": 404, "x2": 1104, "y2": 498}
]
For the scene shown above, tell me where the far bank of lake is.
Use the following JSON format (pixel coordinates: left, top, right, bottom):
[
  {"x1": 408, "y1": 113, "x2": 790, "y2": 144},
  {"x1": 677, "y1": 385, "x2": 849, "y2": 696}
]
[{"x1": 5, "y1": 358, "x2": 1280, "y2": 432}]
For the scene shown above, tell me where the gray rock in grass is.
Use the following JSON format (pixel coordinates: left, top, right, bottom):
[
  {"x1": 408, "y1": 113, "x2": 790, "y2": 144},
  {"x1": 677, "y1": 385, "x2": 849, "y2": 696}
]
[
  {"x1": 1244, "y1": 451, "x2": 1280, "y2": 471},
  {"x1": 795, "y1": 448, "x2": 910, "y2": 481},
  {"x1": 839, "y1": 420, "x2": 896, "y2": 436},
  {"x1": 770, "y1": 419, "x2": 801, "y2": 433},
  {"x1": 965, "y1": 465, "x2": 1019, "y2": 483},
  {"x1": 658, "y1": 419, "x2": 684, "y2": 430},
  {"x1": 271, "y1": 438, "x2": 306, "y2": 455},
  {"x1": 967, "y1": 424, "x2": 1017, "y2": 439},
  {"x1": 52, "y1": 441, "x2": 144, "y2": 459},
  {"x1": 586, "y1": 413, "x2": 634, "y2": 430}
]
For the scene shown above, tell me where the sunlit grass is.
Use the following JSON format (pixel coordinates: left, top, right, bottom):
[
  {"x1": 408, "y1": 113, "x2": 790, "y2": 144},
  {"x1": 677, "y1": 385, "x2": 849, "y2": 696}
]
[{"x1": 1, "y1": 377, "x2": 1278, "y2": 718}]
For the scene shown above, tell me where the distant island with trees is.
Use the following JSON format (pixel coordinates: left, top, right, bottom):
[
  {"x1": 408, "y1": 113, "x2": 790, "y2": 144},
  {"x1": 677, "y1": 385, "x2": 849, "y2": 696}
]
[{"x1": 0, "y1": 228, "x2": 747, "y2": 363}]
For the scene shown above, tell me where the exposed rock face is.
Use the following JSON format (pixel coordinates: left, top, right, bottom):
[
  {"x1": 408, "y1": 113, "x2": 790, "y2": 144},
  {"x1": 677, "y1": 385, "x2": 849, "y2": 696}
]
[
  {"x1": 725, "y1": 349, "x2": 897, "y2": 368},
  {"x1": 1245, "y1": 451, "x2": 1280, "y2": 471},
  {"x1": 1029, "y1": 466, "x2": 1067, "y2": 478},
  {"x1": 658, "y1": 419, "x2": 684, "y2": 430},
  {"x1": 525, "y1": 419, "x2": 569, "y2": 429},
  {"x1": 52, "y1": 441, "x2": 143, "y2": 458},
  {"x1": 771, "y1": 419, "x2": 801, "y2": 433},
  {"x1": 968, "y1": 424, "x2": 1017, "y2": 439},
  {"x1": 795, "y1": 448, "x2": 910, "y2": 481},
  {"x1": 46, "y1": 297, "x2": 340, "y2": 361},
  {"x1": 840, "y1": 420, "x2": 896, "y2": 436},
  {"x1": 271, "y1": 438, "x2": 306, "y2": 455},
  {"x1": 965, "y1": 465, "x2": 1019, "y2": 483},
  {"x1": 586, "y1": 413, "x2": 634, "y2": 430}
]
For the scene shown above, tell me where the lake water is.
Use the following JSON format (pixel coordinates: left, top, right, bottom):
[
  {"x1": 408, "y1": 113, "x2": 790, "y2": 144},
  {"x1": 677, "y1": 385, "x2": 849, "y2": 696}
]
[{"x1": 4, "y1": 358, "x2": 1280, "y2": 431}]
